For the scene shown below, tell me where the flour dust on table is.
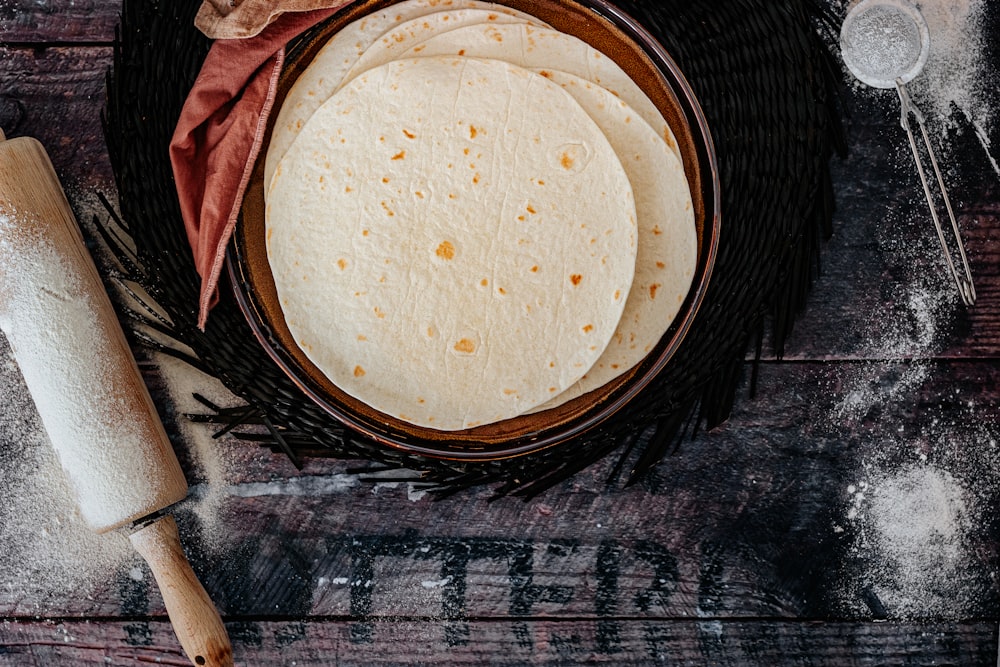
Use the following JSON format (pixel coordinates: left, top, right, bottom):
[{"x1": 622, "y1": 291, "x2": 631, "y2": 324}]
[
  {"x1": 840, "y1": 0, "x2": 997, "y2": 174},
  {"x1": 834, "y1": 422, "x2": 1000, "y2": 619},
  {"x1": 0, "y1": 335, "x2": 134, "y2": 609}
]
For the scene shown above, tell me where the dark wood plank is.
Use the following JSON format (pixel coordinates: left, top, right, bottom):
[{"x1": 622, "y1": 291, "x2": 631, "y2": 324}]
[
  {"x1": 0, "y1": 46, "x2": 112, "y2": 192},
  {"x1": 0, "y1": 619, "x2": 995, "y2": 666},
  {"x1": 3, "y1": 361, "x2": 997, "y2": 622},
  {"x1": 772, "y1": 93, "x2": 1000, "y2": 362},
  {"x1": 0, "y1": 2, "x2": 120, "y2": 44}
]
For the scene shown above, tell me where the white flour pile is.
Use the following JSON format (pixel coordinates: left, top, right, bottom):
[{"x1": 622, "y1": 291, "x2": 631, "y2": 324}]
[
  {"x1": 844, "y1": 465, "x2": 972, "y2": 617},
  {"x1": 836, "y1": 423, "x2": 1000, "y2": 619}
]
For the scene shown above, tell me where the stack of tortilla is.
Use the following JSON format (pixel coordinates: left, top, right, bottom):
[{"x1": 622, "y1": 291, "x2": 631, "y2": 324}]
[{"x1": 264, "y1": 0, "x2": 696, "y2": 431}]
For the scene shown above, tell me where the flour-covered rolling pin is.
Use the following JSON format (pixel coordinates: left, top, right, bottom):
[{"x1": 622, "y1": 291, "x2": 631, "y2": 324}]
[{"x1": 0, "y1": 131, "x2": 233, "y2": 667}]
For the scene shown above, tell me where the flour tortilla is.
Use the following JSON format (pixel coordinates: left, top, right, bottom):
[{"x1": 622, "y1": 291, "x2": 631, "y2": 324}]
[
  {"x1": 267, "y1": 56, "x2": 638, "y2": 430},
  {"x1": 530, "y1": 71, "x2": 696, "y2": 410},
  {"x1": 341, "y1": 8, "x2": 547, "y2": 96},
  {"x1": 396, "y1": 22, "x2": 683, "y2": 166},
  {"x1": 265, "y1": 1, "x2": 547, "y2": 188}
]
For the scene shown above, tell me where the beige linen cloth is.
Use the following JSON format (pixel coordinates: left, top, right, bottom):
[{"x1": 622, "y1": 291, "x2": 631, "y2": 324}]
[{"x1": 196, "y1": 0, "x2": 348, "y2": 38}]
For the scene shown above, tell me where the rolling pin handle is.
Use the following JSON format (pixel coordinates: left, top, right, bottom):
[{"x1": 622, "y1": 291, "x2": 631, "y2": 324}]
[{"x1": 129, "y1": 515, "x2": 234, "y2": 667}]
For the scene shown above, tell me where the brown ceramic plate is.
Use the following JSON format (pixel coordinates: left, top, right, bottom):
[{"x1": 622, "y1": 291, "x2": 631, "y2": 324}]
[{"x1": 228, "y1": 0, "x2": 720, "y2": 461}]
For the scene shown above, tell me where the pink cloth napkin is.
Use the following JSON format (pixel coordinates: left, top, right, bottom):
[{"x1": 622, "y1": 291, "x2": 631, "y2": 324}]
[{"x1": 170, "y1": 6, "x2": 342, "y2": 329}]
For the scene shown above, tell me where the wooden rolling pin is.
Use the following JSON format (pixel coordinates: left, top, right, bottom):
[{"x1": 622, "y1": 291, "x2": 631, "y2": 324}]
[{"x1": 0, "y1": 131, "x2": 233, "y2": 667}]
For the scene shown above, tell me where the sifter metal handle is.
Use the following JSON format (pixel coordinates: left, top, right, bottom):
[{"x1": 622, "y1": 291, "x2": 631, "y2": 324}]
[{"x1": 896, "y1": 79, "x2": 976, "y2": 306}]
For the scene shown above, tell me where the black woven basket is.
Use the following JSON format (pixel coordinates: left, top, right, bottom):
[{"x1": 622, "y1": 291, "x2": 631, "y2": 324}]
[{"x1": 101, "y1": 0, "x2": 844, "y2": 497}]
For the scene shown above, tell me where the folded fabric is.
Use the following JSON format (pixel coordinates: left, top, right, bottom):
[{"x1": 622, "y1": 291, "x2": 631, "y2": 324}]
[
  {"x1": 170, "y1": 6, "x2": 343, "y2": 329},
  {"x1": 196, "y1": 0, "x2": 345, "y2": 39}
]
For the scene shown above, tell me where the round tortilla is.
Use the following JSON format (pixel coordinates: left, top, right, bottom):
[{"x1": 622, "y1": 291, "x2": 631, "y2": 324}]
[
  {"x1": 395, "y1": 22, "x2": 683, "y2": 166},
  {"x1": 266, "y1": 56, "x2": 638, "y2": 430},
  {"x1": 530, "y1": 71, "x2": 696, "y2": 410},
  {"x1": 265, "y1": 1, "x2": 546, "y2": 189}
]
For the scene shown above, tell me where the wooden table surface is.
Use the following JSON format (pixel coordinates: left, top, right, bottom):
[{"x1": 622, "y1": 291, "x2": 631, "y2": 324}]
[{"x1": 1, "y1": 2, "x2": 999, "y2": 665}]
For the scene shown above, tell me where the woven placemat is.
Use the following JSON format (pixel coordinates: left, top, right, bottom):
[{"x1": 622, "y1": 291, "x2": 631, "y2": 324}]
[{"x1": 102, "y1": 0, "x2": 844, "y2": 497}]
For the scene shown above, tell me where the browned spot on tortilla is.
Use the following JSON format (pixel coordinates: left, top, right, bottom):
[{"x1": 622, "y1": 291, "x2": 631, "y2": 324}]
[
  {"x1": 549, "y1": 362, "x2": 556, "y2": 368},
  {"x1": 549, "y1": 387, "x2": 557, "y2": 393},
  {"x1": 374, "y1": 307, "x2": 386, "y2": 319},
  {"x1": 436, "y1": 241, "x2": 456, "y2": 260},
  {"x1": 354, "y1": 366, "x2": 366, "y2": 377},
  {"x1": 560, "y1": 152, "x2": 574, "y2": 170},
  {"x1": 458, "y1": 48, "x2": 466, "y2": 56},
  {"x1": 497, "y1": 287, "x2": 507, "y2": 295},
  {"x1": 345, "y1": 186, "x2": 354, "y2": 193},
  {"x1": 470, "y1": 125, "x2": 478, "y2": 139},
  {"x1": 403, "y1": 129, "x2": 416, "y2": 139},
  {"x1": 381, "y1": 201, "x2": 395, "y2": 217},
  {"x1": 503, "y1": 388, "x2": 517, "y2": 396},
  {"x1": 473, "y1": 173, "x2": 481, "y2": 184},
  {"x1": 418, "y1": 398, "x2": 426, "y2": 404},
  {"x1": 454, "y1": 338, "x2": 476, "y2": 354},
  {"x1": 362, "y1": 229, "x2": 370, "y2": 237},
  {"x1": 539, "y1": 70, "x2": 552, "y2": 78},
  {"x1": 382, "y1": 177, "x2": 390, "y2": 183},
  {"x1": 614, "y1": 290, "x2": 621, "y2": 300},
  {"x1": 652, "y1": 225, "x2": 662, "y2": 235},
  {"x1": 526, "y1": 205, "x2": 537, "y2": 215},
  {"x1": 663, "y1": 128, "x2": 676, "y2": 148},
  {"x1": 392, "y1": 150, "x2": 406, "y2": 160},
  {"x1": 337, "y1": 258, "x2": 348, "y2": 270},
  {"x1": 570, "y1": 274, "x2": 583, "y2": 286},
  {"x1": 464, "y1": 147, "x2": 470, "y2": 155},
  {"x1": 517, "y1": 215, "x2": 525, "y2": 222},
  {"x1": 481, "y1": 278, "x2": 489, "y2": 287},
  {"x1": 530, "y1": 265, "x2": 539, "y2": 273},
  {"x1": 415, "y1": 191, "x2": 425, "y2": 199},
  {"x1": 582, "y1": 324, "x2": 594, "y2": 333},
  {"x1": 656, "y1": 261, "x2": 666, "y2": 269},
  {"x1": 649, "y1": 283, "x2": 661, "y2": 300},
  {"x1": 536, "y1": 179, "x2": 545, "y2": 185},
  {"x1": 357, "y1": 335, "x2": 367, "y2": 341}
]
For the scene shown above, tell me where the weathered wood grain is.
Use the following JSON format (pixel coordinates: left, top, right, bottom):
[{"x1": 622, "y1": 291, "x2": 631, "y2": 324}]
[
  {"x1": 3, "y1": 361, "x2": 997, "y2": 623},
  {"x1": 0, "y1": 619, "x2": 995, "y2": 666},
  {"x1": 0, "y1": 1, "x2": 120, "y2": 44},
  {"x1": 0, "y1": 46, "x2": 112, "y2": 191},
  {"x1": 769, "y1": 92, "x2": 1000, "y2": 362}
]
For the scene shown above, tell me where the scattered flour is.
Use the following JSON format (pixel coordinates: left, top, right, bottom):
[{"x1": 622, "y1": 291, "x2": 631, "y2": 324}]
[
  {"x1": 152, "y1": 353, "x2": 246, "y2": 555},
  {"x1": 843, "y1": 0, "x2": 996, "y2": 175},
  {"x1": 829, "y1": 1, "x2": 996, "y2": 620},
  {"x1": 0, "y1": 335, "x2": 135, "y2": 609},
  {"x1": 831, "y1": 284, "x2": 946, "y2": 421},
  {"x1": 0, "y1": 210, "x2": 185, "y2": 531},
  {"x1": 838, "y1": 447, "x2": 996, "y2": 619}
]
